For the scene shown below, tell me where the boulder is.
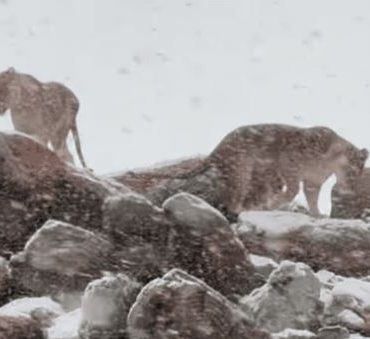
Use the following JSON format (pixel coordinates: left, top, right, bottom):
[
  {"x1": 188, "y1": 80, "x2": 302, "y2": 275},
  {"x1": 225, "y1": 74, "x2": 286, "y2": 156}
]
[
  {"x1": 234, "y1": 211, "x2": 370, "y2": 276},
  {"x1": 127, "y1": 268, "x2": 270, "y2": 339},
  {"x1": 103, "y1": 192, "x2": 258, "y2": 297},
  {"x1": 10, "y1": 219, "x2": 114, "y2": 295},
  {"x1": 79, "y1": 274, "x2": 141, "y2": 339},
  {"x1": 0, "y1": 315, "x2": 45, "y2": 339},
  {"x1": 240, "y1": 261, "x2": 323, "y2": 333},
  {"x1": 323, "y1": 278, "x2": 370, "y2": 334},
  {"x1": 146, "y1": 166, "x2": 224, "y2": 214},
  {"x1": 163, "y1": 192, "x2": 257, "y2": 296},
  {"x1": 103, "y1": 193, "x2": 172, "y2": 282},
  {"x1": 316, "y1": 326, "x2": 349, "y2": 339},
  {"x1": 48, "y1": 309, "x2": 81, "y2": 339},
  {"x1": 0, "y1": 132, "x2": 127, "y2": 255},
  {"x1": 250, "y1": 254, "x2": 279, "y2": 280}
]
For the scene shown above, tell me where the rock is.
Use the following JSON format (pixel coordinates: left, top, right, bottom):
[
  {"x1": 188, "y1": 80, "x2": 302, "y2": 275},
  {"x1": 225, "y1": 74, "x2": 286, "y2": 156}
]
[
  {"x1": 163, "y1": 192, "x2": 257, "y2": 296},
  {"x1": 331, "y1": 168, "x2": 370, "y2": 219},
  {"x1": 250, "y1": 255, "x2": 279, "y2": 280},
  {"x1": 240, "y1": 261, "x2": 323, "y2": 333},
  {"x1": 108, "y1": 157, "x2": 204, "y2": 193},
  {"x1": 0, "y1": 132, "x2": 126, "y2": 255},
  {"x1": 48, "y1": 309, "x2": 81, "y2": 339},
  {"x1": 103, "y1": 193, "x2": 172, "y2": 282},
  {"x1": 127, "y1": 268, "x2": 270, "y2": 339},
  {"x1": 323, "y1": 278, "x2": 370, "y2": 333},
  {"x1": 10, "y1": 219, "x2": 114, "y2": 295},
  {"x1": 146, "y1": 165, "x2": 225, "y2": 216},
  {"x1": 0, "y1": 315, "x2": 45, "y2": 339},
  {"x1": 271, "y1": 329, "x2": 316, "y2": 338},
  {"x1": 104, "y1": 192, "x2": 258, "y2": 297},
  {"x1": 350, "y1": 334, "x2": 370, "y2": 339},
  {"x1": 234, "y1": 211, "x2": 370, "y2": 276},
  {"x1": 0, "y1": 257, "x2": 11, "y2": 305},
  {"x1": 79, "y1": 274, "x2": 141, "y2": 339},
  {"x1": 317, "y1": 325, "x2": 349, "y2": 339},
  {"x1": 0, "y1": 296, "x2": 63, "y2": 320}
]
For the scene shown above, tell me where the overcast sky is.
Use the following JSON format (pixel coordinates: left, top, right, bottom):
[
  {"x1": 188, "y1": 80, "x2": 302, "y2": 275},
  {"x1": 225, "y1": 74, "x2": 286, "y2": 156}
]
[{"x1": 0, "y1": 0, "x2": 369, "y2": 213}]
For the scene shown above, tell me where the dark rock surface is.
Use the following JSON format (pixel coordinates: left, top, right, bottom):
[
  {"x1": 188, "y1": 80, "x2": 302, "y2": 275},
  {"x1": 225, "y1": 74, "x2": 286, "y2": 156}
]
[
  {"x1": 10, "y1": 219, "x2": 114, "y2": 295},
  {"x1": 0, "y1": 132, "x2": 127, "y2": 255},
  {"x1": 127, "y1": 269, "x2": 270, "y2": 339}
]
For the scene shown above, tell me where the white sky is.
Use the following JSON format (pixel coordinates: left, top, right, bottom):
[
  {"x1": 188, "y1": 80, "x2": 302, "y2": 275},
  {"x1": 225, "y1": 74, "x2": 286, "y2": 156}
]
[{"x1": 0, "y1": 0, "x2": 369, "y2": 213}]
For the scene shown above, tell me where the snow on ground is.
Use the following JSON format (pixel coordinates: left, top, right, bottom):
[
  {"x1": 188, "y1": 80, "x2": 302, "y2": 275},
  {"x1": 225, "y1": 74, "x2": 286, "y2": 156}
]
[
  {"x1": 333, "y1": 278, "x2": 370, "y2": 309},
  {"x1": 0, "y1": 296, "x2": 64, "y2": 317},
  {"x1": 47, "y1": 308, "x2": 81, "y2": 339},
  {"x1": 272, "y1": 328, "x2": 316, "y2": 338},
  {"x1": 238, "y1": 210, "x2": 314, "y2": 237}
]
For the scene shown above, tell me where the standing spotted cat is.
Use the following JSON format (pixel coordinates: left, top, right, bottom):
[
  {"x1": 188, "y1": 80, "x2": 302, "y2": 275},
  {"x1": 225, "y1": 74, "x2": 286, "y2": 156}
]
[
  {"x1": 0, "y1": 67, "x2": 87, "y2": 167},
  {"x1": 187, "y1": 124, "x2": 368, "y2": 216}
]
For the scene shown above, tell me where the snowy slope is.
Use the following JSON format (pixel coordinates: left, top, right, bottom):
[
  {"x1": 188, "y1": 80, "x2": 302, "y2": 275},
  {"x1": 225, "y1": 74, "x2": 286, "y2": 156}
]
[{"x1": 0, "y1": 0, "x2": 369, "y2": 214}]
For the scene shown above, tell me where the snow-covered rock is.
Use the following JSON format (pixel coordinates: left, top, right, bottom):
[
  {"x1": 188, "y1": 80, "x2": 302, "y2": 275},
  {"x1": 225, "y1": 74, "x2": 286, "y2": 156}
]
[
  {"x1": 234, "y1": 211, "x2": 370, "y2": 276},
  {"x1": 0, "y1": 296, "x2": 63, "y2": 320},
  {"x1": 48, "y1": 309, "x2": 81, "y2": 339},
  {"x1": 250, "y1": 254, "x2": 279, "y2": 279},
  {"x1": 323, "y1": 278, "x2": 370, "y2": 333},
  {"x1": 10, "y1": 219, "x2": 114, "y2": 295},
  {"x1": 350, "y1": 334, "x2": 370, "y2": 339},
  {"x1": 240, "y1": 260, "x2": 322, "y2": 333},
  {"x1": 79, "y1": 274, "x2": 141, "y2": 339},
  {"x1": 128, "y1": 268, "x2": 270, "y2": 339},
  {"x1": 163, "y1": 191, "x2": 229, "y2": 231},
  {"x1": 272, "y1": 328, "x2": 316, "y2": 339}
]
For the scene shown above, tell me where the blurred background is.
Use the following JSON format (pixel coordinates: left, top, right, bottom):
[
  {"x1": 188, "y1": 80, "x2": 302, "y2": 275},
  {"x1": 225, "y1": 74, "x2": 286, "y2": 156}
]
[{"x1": 0, "y1": 0, "x2": 369, "y2": 213}]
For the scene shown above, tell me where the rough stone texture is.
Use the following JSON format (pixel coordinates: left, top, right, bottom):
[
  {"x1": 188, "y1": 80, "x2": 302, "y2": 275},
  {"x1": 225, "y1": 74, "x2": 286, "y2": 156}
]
[
  {"x1": 0, "y1": 132, "x2": 127, "y2": 255},
  {"x1": 79, "y1": 274, "x2": 141, "y2": 339},
  {"x1": 240, "y1": 261, "x2": 323, "y2": 333},
  {"x1": 103, "y1": 193, "x2": 172, "y2": 282},
  {"x1": 163, "y1": 192, "x2": 257, "y2": 296},
  {"x1": 146, "y1": 166, "x2": 225, "y2": 216},
  {"x1": 103, "y1": 192, "x2": 258, "y2": 297},
  {"x1": 0, "y1": 315, "x2": 45, "y2": 339},
  {"x1": 250, "y1": 255, "x2": 279, "y2": 280},
  {"x1": 317, "y1": 325, "x2": 350, "y2": 339},
  {"x1": 323, "y1": 277, "x2": 370, "y2": 334},
  {"x1": 108, "y1": 157, "x2": 204, "y2": 193},
  {"x1": 331, "y1": 168, "x2": 370, "y2": 219},
  {"x1": 10, "y1": 219, "x2": 114, "y2": 295},
  {"x1": 127, "y1": 269, "x2": 270, "y2": 339},
  {"x1": 234, "y1": 211, "x2": 370, "y2": 276},
  {"x1": 0, "y1": 257, "x2": 10, "y2": 305}
]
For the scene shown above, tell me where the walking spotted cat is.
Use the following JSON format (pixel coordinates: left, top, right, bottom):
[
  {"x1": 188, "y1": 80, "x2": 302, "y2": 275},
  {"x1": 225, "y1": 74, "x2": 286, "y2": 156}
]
[{"x1": 0, "y1": 67, "x2": 87, "y2": 168}]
